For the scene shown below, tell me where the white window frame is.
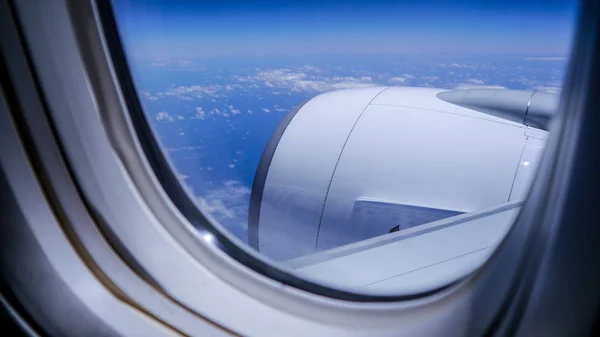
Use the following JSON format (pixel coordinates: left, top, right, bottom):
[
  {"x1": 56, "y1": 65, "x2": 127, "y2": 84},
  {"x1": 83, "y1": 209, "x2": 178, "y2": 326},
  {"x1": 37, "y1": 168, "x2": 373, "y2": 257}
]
[{"x1": 3, "y1": 0, "x2": 597, "y2": 335}]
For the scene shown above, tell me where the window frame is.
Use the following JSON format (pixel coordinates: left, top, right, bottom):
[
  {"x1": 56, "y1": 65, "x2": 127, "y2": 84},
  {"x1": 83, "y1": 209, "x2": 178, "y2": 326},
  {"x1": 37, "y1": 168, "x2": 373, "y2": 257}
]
[
  {"x1": 3, "y1": 0, "x2": 598, "y2": 335},
  {"x1": 96, "y1": 0, "x2": 462, "y2": 302}
]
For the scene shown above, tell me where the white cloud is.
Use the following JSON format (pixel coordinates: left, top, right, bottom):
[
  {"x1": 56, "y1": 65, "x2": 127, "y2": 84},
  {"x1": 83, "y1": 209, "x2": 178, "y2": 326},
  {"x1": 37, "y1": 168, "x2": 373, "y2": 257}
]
[
  {"x1": 156, "y1": 111, "x2": 174, "y2": 122},
  {"x1": 262, "y1": 108, "x2": 271, "y2": 113},
  {"x1": 140, "y1": 90, "x2": 158, "y2": 101},
  {"x1": 164, "y1": 84, "x2": 236, "y2": 100},
  {"x1": 246, "y1": 68, "x2": 377, "y2": 92},
  {"x1": 467, "y1": 78, "x2": 485, "y2": 85},
  {"x1": 196, "y1": 180, "x2": 250, "y2": 231},
  {"x1": 301, "y1": 64, "x2": 321, "y2": 72},
  {"x1": 524, "y1": 57, "x2": 568, "y2": 61},
  {"x1": 247, "y1": 109, "x2": 253, "y2": 114},
  {"x1": 509, "y1": 77, "x2": 563, "y2": 93},
  {"x1": 450, "y1": 63, "x2": 477, "y2": 69},
  {"x1": 228, "y1": 164, "x2": 236, "y2": 168},
  {"x1": 329, "y1": 80, "x2": 376, "y2": 90},
  {"x1": 177, "y1": 115, "x2": 184, "y2": 120},
  {"x1": 454, "y1": 84, "x2": 506, "y2": 90},
  {"x1": 177, "y1": 60, "x2": 195, "y2": 66},
  {"x1": 158, "y1": 66, "x2": 379, "y2": 101},
  {"x1": 389, "y1": 77, "x2": 406, "y2": 84},
  {"x1": 229, "y1": 105, "x2": 241, "y2": 115},
  {"x1": 533, "y1": 86, "x2": 562, "y2": 94},
  {"x1": 167, "y1": 146, "x2": 204, "y2": 152},
  {"x1": 192, "y1": 107, "x2": 206, "y2": 120},
  {"x1": 151, "y1": 59, "x2": 198, "y2": 68}
]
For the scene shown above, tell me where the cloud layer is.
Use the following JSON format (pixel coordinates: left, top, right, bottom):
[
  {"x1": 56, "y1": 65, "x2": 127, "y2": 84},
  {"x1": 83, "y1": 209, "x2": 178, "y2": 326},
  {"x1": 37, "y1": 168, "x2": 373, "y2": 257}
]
[{"x1": 196, "y1": 180, "x2": 250, "y2": 233}]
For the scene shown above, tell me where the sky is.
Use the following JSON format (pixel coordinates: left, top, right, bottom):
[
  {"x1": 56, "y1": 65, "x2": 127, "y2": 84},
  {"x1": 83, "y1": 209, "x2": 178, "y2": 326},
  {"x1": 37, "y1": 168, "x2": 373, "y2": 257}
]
[{"x1": 112, "y1": 0, "x2": 579, "y2": 59}]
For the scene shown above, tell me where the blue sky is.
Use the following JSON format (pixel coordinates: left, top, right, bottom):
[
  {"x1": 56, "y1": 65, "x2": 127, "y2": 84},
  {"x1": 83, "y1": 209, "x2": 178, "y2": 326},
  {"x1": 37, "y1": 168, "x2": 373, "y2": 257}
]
[{"x1": 112, "y1": 0, "x2": 579, "y2": 59}]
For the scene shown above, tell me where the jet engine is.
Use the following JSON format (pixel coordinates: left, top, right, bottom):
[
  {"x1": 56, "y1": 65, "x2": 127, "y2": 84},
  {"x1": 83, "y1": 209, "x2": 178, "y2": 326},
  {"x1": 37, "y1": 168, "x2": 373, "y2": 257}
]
[{"x1": 249, "y1": 87, "x2": 557, "y2": 260}]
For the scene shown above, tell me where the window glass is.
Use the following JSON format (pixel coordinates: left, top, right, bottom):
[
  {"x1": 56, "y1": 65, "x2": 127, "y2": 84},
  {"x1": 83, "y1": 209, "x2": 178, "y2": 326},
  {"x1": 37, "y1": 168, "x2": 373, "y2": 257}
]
[{"x1": 111, "y1": 0, "x2": 578, "y2": 296}]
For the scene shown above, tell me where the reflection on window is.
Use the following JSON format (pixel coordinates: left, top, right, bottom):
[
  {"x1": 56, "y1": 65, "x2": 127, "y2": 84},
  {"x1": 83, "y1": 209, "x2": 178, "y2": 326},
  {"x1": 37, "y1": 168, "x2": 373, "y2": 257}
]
[{"x1": 112, "y1": 0, "x2": 577, "y2": 296}]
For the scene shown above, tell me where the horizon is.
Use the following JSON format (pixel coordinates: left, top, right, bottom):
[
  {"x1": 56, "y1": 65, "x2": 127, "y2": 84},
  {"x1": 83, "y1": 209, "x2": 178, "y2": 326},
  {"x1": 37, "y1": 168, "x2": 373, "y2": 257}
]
[{"x1": 113, "y1": 0, "x2": 578, "y2": 59}]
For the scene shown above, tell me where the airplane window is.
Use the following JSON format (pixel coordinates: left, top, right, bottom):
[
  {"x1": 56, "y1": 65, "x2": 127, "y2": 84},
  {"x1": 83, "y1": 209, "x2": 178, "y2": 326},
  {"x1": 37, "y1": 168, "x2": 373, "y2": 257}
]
[{"x1": 110, "y1": 0, "x2": 578, "y2": 296}]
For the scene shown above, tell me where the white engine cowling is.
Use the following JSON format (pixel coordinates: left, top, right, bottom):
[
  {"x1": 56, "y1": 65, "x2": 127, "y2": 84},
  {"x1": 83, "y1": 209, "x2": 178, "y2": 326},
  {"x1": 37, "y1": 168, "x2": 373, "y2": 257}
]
[{"x1": 249, "y1": 87, "x2": 553, "y2": 260}]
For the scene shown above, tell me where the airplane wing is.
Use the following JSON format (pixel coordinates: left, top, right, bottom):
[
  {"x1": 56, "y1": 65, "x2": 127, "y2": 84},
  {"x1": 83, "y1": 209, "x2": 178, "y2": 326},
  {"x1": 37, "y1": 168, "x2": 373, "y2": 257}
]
[{"x1": 285, "y1": 200, "x2": 522, "y2": 296}]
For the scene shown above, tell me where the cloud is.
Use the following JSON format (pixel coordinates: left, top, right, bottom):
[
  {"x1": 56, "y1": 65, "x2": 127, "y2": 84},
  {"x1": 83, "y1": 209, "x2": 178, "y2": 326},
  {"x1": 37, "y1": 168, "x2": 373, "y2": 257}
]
[
  {"x1": 300, "y1": 64, "x2": 321, "y2": 72},
  {"x1": 140, "y1": 90, "x2": 158, "y2": 101},
  {"x1": 192, "y1": 107, "x2": 206, "y2": 120},
  {"x1": 454, "y1": 84, "x2": 506, "y2": 90},
  {"x1": 167, "y1": 146, "x2": 204, "y2": 152},
  {"x1": 243, "y1": 68, "x2": 377, "y2": 92},
  {"x1": 177, "y1": 60, "x2": 195, "y2": 66},
  {"x1": 328, "y1": 80, "x2": 376, "y2": 90},
  {"x1": 524, "y1": 57, "x2": 568, "y2": 61},
  {"x1": 389, "y1": 77, "x2": 406, "y2": 84},
  {"x1": 149, "y1": 59, "x2": 202, "y2": 70},
  {"x1": 467, "y1": 78, "x2": 485, "y2": 85},
  {"x1": 155, "y1": 66, "x2": 378, "y2": 102},
  {"x1": 508, "y1": 77, "x2": 563, "y2": 93},
  {"x1": 228, "y1": 105, "x2": 241, "y2": 115},
  {"x1": 450, "y1": 63, "x2": 477, "y2": 69},
  {"x1": 533, "y1": 86, "x2": 562, "y2": 94},
  {"x1": 262, "y1": 108, "x2": 271, "y2": 113},
  {"x1": 164, "y1": 84, "x2": 235, "y2": 100},
  {"x1": 196, "y1": 180, "x2": 250, "y2": 231},
  {"x1": 156, "y1": 111, "x2": 174, "y2": 122}
]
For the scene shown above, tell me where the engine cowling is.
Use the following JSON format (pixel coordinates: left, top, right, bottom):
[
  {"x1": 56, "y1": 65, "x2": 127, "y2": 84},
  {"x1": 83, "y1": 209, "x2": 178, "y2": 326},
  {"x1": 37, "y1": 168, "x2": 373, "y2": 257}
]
[{"x1": 249, "y1": 87, "x2": 554, "y2": 260}]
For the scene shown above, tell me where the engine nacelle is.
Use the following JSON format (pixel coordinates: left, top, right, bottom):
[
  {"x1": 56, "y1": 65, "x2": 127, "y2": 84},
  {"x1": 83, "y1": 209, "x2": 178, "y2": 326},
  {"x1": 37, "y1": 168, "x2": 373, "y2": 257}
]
[{"x1": 249, "y1": 87, "x2": 555, "y2": 260}]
